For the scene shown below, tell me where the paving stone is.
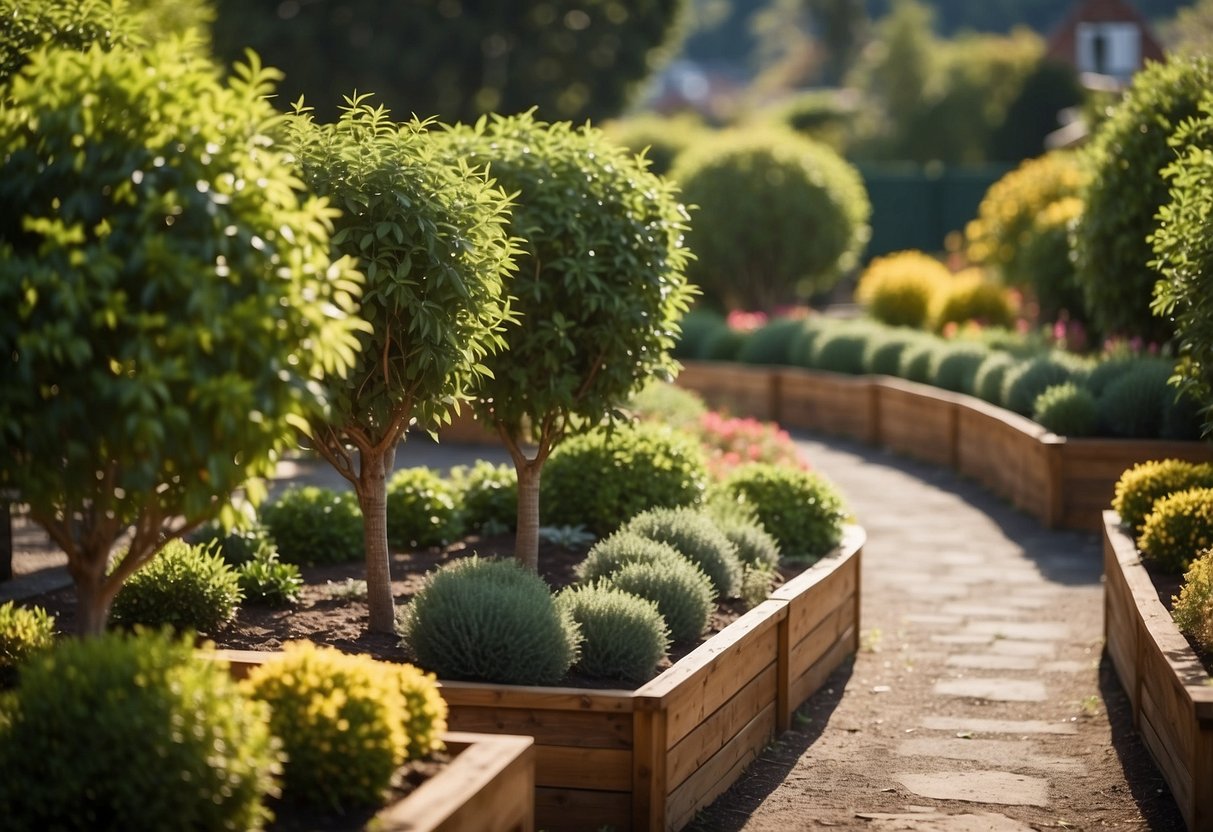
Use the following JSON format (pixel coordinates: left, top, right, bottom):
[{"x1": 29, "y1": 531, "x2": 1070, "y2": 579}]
[
  {"x1": 896, "y1": 737, "x2": 1084, "y2": 773},
  {"x1": 935, "y1": 677, "x2": 1048, "y2": 702},
  {"x1": 998, "y1": 596, "x2": 1053, "y2": 610},
  {"x1": 905, "y1": 583, "x2": 970, "y2": 600},
  {"x1": 895, "y1": 771, "x2": 1050, "y2": 807},
  {"x1": 919, "y1": 716, "x2": 1077, "y2": 735},
  {"x1": 1041, "y1": 660, "x2": 1089, "y2": 674},
  {"x1": 903, "y1": 613, "x2": 965, "y2": 626},
  {"x1": 946, "y1": 654, "x2": 1038, "y2": 671},
  {"x1": 856, "y1": 811, "x2": 1036, "y2": 831},
  {"x1": 965, "y1": 620, "x2": 1068, "y2": 641},
  {"x1": 931, "y1": 633, "x2": 994, "y2": 645},
  {"x1": 940, "y1": 603, "x2": 1027, "y2": 619},
  {"x1": 988, "y1": 640, "x2": 1056, "y2": 658}
]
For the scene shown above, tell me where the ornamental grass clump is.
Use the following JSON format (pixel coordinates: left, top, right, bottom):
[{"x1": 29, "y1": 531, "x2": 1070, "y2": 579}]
[
  {"x1": 602, "y1": 559, "x2": 715, "y2": 644},
  {"x1": 623, "y1": 507, "x2": 742, "y2": 598},
  {"x1": 386, "y1": 467, "x2": 464, "y2": 549},
  {"x1": 400, "y1": 556, "x2": 581, "y2": 685},
  {"x1": 715, "y1": 463, "x2": 847, "y2": 562},
  {"x1": 0, "y1": 630, "x2": 280, "y2": 830},
  {"x1": 556, "y1": 585, "x2": 670, "y2": 682},
  {"x1": 1113, "y1": 459, "x2": 1213, "y2": 532},
  {"x1": 575, "y1": 531, "x2": 688, "y2": 584},
  {"x1": 1138, "y1": 487, "x2": 1213, "y2": 573},
  {"x1": 1172, "y1": 549, "x2": 1213, "y2": 652},
  {"x1": 261, "y1": 486, "x2": 364, "y2": 566},
  {"x1": 1033, "y1": 382, "x2": 1098, "y2": 437},
  {"x1": 109, "y1": 539, "x2": 242, "y2": 635}
]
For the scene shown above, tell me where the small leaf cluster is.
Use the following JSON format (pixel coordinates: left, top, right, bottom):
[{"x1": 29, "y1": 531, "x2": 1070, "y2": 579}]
[
  {"x1": 109, "y1": 539, "x2": 242, "y2": 635},
  {"x1": 556, "y1": 585, "x2": 670, "y2": 682},
  {"x1": 1113, "y1": 459, "x2": 1213, "y2": 532},
  {"x1": 1138, "y1": 487, "x2": 1213, "y2": 573},
  {"x1": 400, "y1": 556, "x2": 582, "y2": 686},
  {"x1": 0, "y1": 0, "x2": 137, "y2": 85},
  {"x1": 0, "y1": 601, "x2": 55, "y2": 679},
  {"x1": 1172, "y1": 549, "x2": 1213, "y2": 652},
  {"x1": 622, "y1": 507, "x2": 743, "y2": 598},
  {"x1": 260, "y1": 486, "x2": 364, "y2": 565},
  {"x1": 0, "y1": 630, "x2": 280, "y2": 830},
  {"x1": 237, "y1": 548, "x2": 303, "y2": 608},
  {"x1": 855, "y1": 250, "x2": 951, "y2": 329},
  {"x1": 386, "y1": 466, "x2": 464, "y2": 549},
  {"x1": 715, "y1": 463, "x2": 848, "y2": 562}
]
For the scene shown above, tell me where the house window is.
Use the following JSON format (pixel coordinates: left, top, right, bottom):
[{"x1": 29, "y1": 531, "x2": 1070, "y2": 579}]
[{"x1": 1075, "y1": 22, "x2": 1141, "y2": 80}]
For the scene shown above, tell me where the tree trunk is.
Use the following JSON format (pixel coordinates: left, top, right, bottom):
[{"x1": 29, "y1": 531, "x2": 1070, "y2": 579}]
[
  {"x1": 73, "y1": 556, "x2": 111, "y2": 637},
  {"x1": 359, "y1": 448, "x2": 397, "y2": 633},
  {"x1": 514, "y1": 461, "x2": 541, "y2": 572}
]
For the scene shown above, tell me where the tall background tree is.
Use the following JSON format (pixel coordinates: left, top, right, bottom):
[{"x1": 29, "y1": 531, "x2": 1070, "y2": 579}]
[{"x1": 210, "y1": 0, "x2": 688, "y2": 123}]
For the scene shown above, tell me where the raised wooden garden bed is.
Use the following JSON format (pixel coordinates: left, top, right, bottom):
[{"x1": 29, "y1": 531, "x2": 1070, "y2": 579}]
[
  {"x1": 1103, "y1": 512, "x2": 1213, "y2": 832},
  {"x1": 677, "y1": 361, "x2": 1213, "y2": 531}
]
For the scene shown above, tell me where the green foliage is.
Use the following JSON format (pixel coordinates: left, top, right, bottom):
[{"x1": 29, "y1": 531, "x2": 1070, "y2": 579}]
[
  {"x1": 556, "y1": 585, "x2": 670, "y2": 682},
  {"x1": 0, "y1": 602, "x2": 54, "y2": 678},
  {"x1": 1151, "y1": 95, "x2": 1213, "y2": 438},
  {"x1": 1016, "y1": 197, "x2": 1088, "y2": 323},
  {"x1": 714, "y1": 515, "x2": 782, "y2": 571},
  {"x1": 0, "y1": 43, "x2": 363, "y2": 632},
  {"x1": 400, "y1": 556, "x2": 582, "y2": 685},
  {"x1": 737, "y1": 317, "x2": 808, "y2": 366},
  {"x1": 1076, "y1": 55, "x2": 1213, "y2": 343},
  {"x1": 929, "y1": 269, "x2": 1017, "y2": 332},
  {"x1": 1032, "y1": 382, "x2": 1098, "y2": 437},
  {"x1": 386, "y1": 467, "x2": 464, "y2": 549},
  {"x1": 449, "y1": 460, "x2": 517, "y2": 534},
  {"x1": 261, "y1": 486, "x2": 364, "y2": 566},
  {"x1": 0, "y1": 0, "x2": 138, "y2": 86},
  {"x1": 1113, "y1": 459, "x2": 1213, "y2": 532},
  {"x1": 1000, "y1": 355, "x2": 1082, "y2": 417},
  {"x1": 715, "y1": 463, "x2": 847, "y2": 562},
  {"x1": 623, "y1": 507, "x2": 742, "y2": 598},
  {"x1": 237, "y1": 549, "x2": 304, "y2": 608},
  {"x1": 1138, "y1": 487, "x2": 1213, "y2": 573},
  {"x1": 575, "y1": 530, "x2": 688, "y2": 585},
  {"x1": 897, "y1": 339, "x2": 941, "y2": 384},
  {"x1": 929, "y1": 343, "x2": 991, "y2": 393},
  {"x1": 603, "y1": 113, "x2": 708, "y2": 176},
  {"x1": 627, "y1": 380, "x2": 708, "y2": 431},
  {"x1": 602, "y1": 559, "x2": 714, "y2": 644},
  {"x1": 212, "y1": 0, "x2": 687, "y2": 125},
  {"x1": 1097, "y1": 360, "x2": 1183, "y2": 439},
  {"x1": 809, "y1": 324, "x2": 874, "y2": 375},
  {"x1": 443, "y1": 112, "x2": 694, "y2": 446},
  {"x1": 1172, "y1": 549, "x2": 1213, "y2": 653},
  {"x1": 855, "y1": 250, "x2": 949, "y2": 328},
  {"x1": 394, "y1": 662, "x2": 448, "y2": 762},
  {"x1": 673, "y1": 309, "x2": 727, "y2": 359},
  {"x1": 699, "y1": 325, "x2": 750, "y2": 361},
  {"x1": 110, "y1": 540, "x2": 242, "y2": 635},
  {"x1": 1085, "y1": 355, "x2": 1137, "y2": 398},
  {"x1": 542, "y1": 423, "x2": 708, "y2": 535},
  {"x1": 973, "y1": 352, "x2": 1018, "y2": 405},
  {"x1": 672, "y1": 126, "x2": 870, "y2": 311},
  {"x1": 0, "y1": 630, "x2": 279, "y2": 830},
  {"x1": 863, "y1": 330, "x2": 933, "y2": 376},
  {"x1": 191, "y1": 519, "x2": 274, "y2": 567},
  {"x1": 245, "y1": 643, "x2": 410, "y2": 810}
]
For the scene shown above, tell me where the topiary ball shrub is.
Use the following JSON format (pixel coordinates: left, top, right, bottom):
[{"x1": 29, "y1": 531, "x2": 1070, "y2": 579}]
[
  {"x1": 400, "y1": 556, "x2": 581, "y2": 685},
  {"x1": 244, "y1": 642, "x2": 410, "y2": 810},
  {"x1": 1000, "y1": 354, "x2": 1084, "y2": 416},
  {"x1": 0, "y1": 629, "x2": 280, "y2": 830},
  {"x1": 1033, "y1": 382, "x2": 1098, "y2": 437},
  {"x1": 862, "y1": 330, "x2": 931, "y2": 376},
  {"x1": 671, "y1": 126, "x2": 870, "y2": 311},
  {"x1": 1138, "y1": 487, "x2": 1213, "y2": 573},
  {"x1": 261, "y1": 486, "x2": 364, "y2": 565},
  {"x1": 387, "y1": 466, "x2": 465, "y2": 549},
  {"x1": 737, "y1": 316, "x2": 807, "y2": 366},
  {"x1": 809, "y1": 325, "x2": 874, "y2": 375},
  {"x1": 714, "y1": 515, "x2": 782, "y2": 572},
  {"x1": 715, "y1": 463, "x2": 847, "y2": 562},
  {"x1": 897, "y1": 340, "x2": 941, "y2": 385},
  {"x1": 0, "y1": 601, "x2": 54, "y2": 686},
  {"x1": 109, "y1": 539, "x2": 242, "y2": 635},
  {"x1": 1096, "y1": 360, "x2": 1173, "y2": 438},
  {"x1": 930, "y1": 268, "x2": 1017, "y2": 333},
  {"x1": 395, "y1": 663, "x2": 448, "y2": 762},
  {"x1": 854, "y1": 250, "x2": 950, "y2": 329},
  {"x1": 237, "y1": 548, "x2": 304, "y2": 608},
  {"x1": 1172, "y1": 549, "x2": 1213, "y2": 652},
  {"x1": 556, "y1": 585, "x2": 670, "y2": 682},
  {"x1": 448, "y1": 460, "x2": 517, "y2": 534},
  {"x1": 542, "y1": 422, "x2": 709, "y2": 535},
  {"x1": 622, "y1": 507, "x2": 742, "y2": 598},
  {"x1": 697, "y1": 323, "x2": 749, "y2": 361},
  {"x1": 972, "y1": 352, "x2": 1018, "y2": 405},
  {"x1": 1113, "y1": 459, "x2": 1213, "y2": 532},
  {"x1": 672, "y1": 308, "x2": 726, "y2": 359},
  {"x1": 1085, "y1": 356, "x2": 1137, "y2": 398},
  {"x1": 575, "y1": 530, "x2": 688, "y2": 585},
  {"x1": 930, "y1": 343, "x2": 991, "y2": 393},
  {"x1": 602, "y1": 559, "x2": 715, "y2": 644}
]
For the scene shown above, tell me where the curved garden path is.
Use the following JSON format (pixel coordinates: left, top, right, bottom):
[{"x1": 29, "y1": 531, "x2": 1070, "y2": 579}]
[{"x1": 689, "y1": 433, "x2": 1187, "y2": 831}]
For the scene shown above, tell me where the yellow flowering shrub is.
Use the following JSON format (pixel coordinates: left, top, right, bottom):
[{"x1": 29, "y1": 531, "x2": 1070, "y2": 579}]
[
  {"x1": 396, "y1": 662, "x2": 447, "y2": 761},
  {"x1": 1172, "y1": 549, "x2": 1213, "y2": 652},
  {"x1": 1138, "y1": 487, "x2": 1213, "y2": 574},
  {"x1": 929, "y1": 268, "x2": 1018, "y2": 332},
  {"x1": 1113, "y1": 459, "x2": 1213, "y2": 532},
  {"x1": 854, "y1": 250, "x2": 951, "y2": 329}
]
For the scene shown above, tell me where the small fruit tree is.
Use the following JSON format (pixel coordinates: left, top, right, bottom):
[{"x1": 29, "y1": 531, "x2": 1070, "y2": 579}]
[
  {"x1": 0, "y1": 43, "x2": 364, "y2": 634},
  {"x1": 283, "y1": 100, "x2": 517, "y2": 633},
  {"x1": 443, "y1": 112, "x2": 695, "y2": 571}
]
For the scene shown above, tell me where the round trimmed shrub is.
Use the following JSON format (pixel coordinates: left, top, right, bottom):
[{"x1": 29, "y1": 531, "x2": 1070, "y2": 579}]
[
  {"x1": 672, "y1": 308, "x2": 727, "y2": 359},
  {"x1": 1172, "y1": 549, "x2": 1213, "y2": 652},
  {"x1": 698, "y1": 325, "x2": 750, "y2": 361},
  {"x1": 109, "y1": 539, "x2": 242, "y2": 635},
  {"x1": 810, "y1": 325, "x2": 874, "y2": 375},
  {"x1": 973, "y1": 352, "x2": 1018, "y2": 404},
  {"x1": 0, "y1": 601, "x2": 54, "y2": 684},
  {"x1": 1032, "y1": 382, "x2": 1098, "y2": 437},
  {"x1": 1112, "y1": 459, "x2": 1213, "y2": 532},
  {"x1": 1097, "y1": 360, "x2": 1173, "y2": 438},
  {"x1": 395, "y1": 663, "x2": 448, "y2": 762},
  {"x1": 1075, "y1": 55, "x2": 1213, "y2": 343},
  {"x1": 1000, "y1": 355, "x2": 1083, "y2": 416},
  {"x1": 1138, "y1": 487, "x2": 1213, "y2": 573},
  {"x1": 556, "y1": 585, "x2": 670, "y2": 682},
  {"x1": 603, "y1": 113, "x2": 708, "y2": 176},
  {"x1": 542, "y1": 423, "x2": 709, "y2": 535},
  {"x1": 400, "y1": 556, "x2": 581, "y2": 685},
  {"x1": 575, "y1": 531, "x2": 688, "y2": 585},
  {"x1": 930, "y1": 343, "x2": 992, "y2": 393},
  {"x1": 261, "y1": 486, "x2": 363, "y2": 565},
  {"x1": 737, "y1": 317, "x2": 808, "y2": 366},
  {"x1": 855, "y1": 250, "x2": 950, "y2": 328},
  {"x1": 190, "y1": 519, "x2": 274, "y2": 567},
  {"x1": 0, "y1": 630, "x2": 280, "y2": 830},
  {"x1": 671, "y1": 126, "x2": 870, "y2": 310},
  {"x1": 715, "y1": 463, "x2": 847, "y2": 562},
  {"x1": 602, "y1": 559, "x2": 714, "y2": 644},
  {"x1": 897, "y1": 340, "x2": 941, "y2": 384},
  {"x1": 245, "y1": 643, "x2": 410, "y2": 810},
  {"x1": 449, "y1": 460, "x2": 517, "y2": 534},
  {"x1": 863, "y1": 330, "x2": 932, "y2": 376},
  {"x1": 622, "y1": 507, "x2": 743, "y2": 598},
  {"x1": 387, "y1": 466, "x2": 465, "y2": 549},
  {"x1": 1086, "y1": 356, "x2": 1137, "y2": 398},
  {"x1": 714, "y1": 515, "x2": 782, "y2": 571},
  {"x1": 930, "y1": 268, "x2": 1017, "y2": 332}
]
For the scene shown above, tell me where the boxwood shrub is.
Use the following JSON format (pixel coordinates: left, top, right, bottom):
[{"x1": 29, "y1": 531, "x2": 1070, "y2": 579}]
[{"x1": 714, "y1": 463, "x2": 847, "y2": 562}]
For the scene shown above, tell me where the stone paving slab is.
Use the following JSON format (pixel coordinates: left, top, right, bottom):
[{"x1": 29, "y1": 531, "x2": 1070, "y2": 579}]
[
  {"x1": 935, "y1": 678, "x2": 1048, "y2": 702},
  {"x1": 896, "y1": 738, "x2": 1085, "y2": 773},
  {"x1": 946, "y1": 654, "x2": 1038, "y2": 671},
  {"x1": 964, "y1": 620, "x2": 1068, "y2": 641},
  {"x1": 895, "y1": 771, "x2": 1050, "y2": 807},
  {"x1": 919, "y1": 716, "x2": 1077, "y2": 735},
  {"x1": 857, "y1": 811, "x2": 1036, "y2": 831},
  {"x1": 988, "y1": 640, "x2": 1056, "y2": 657}
]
